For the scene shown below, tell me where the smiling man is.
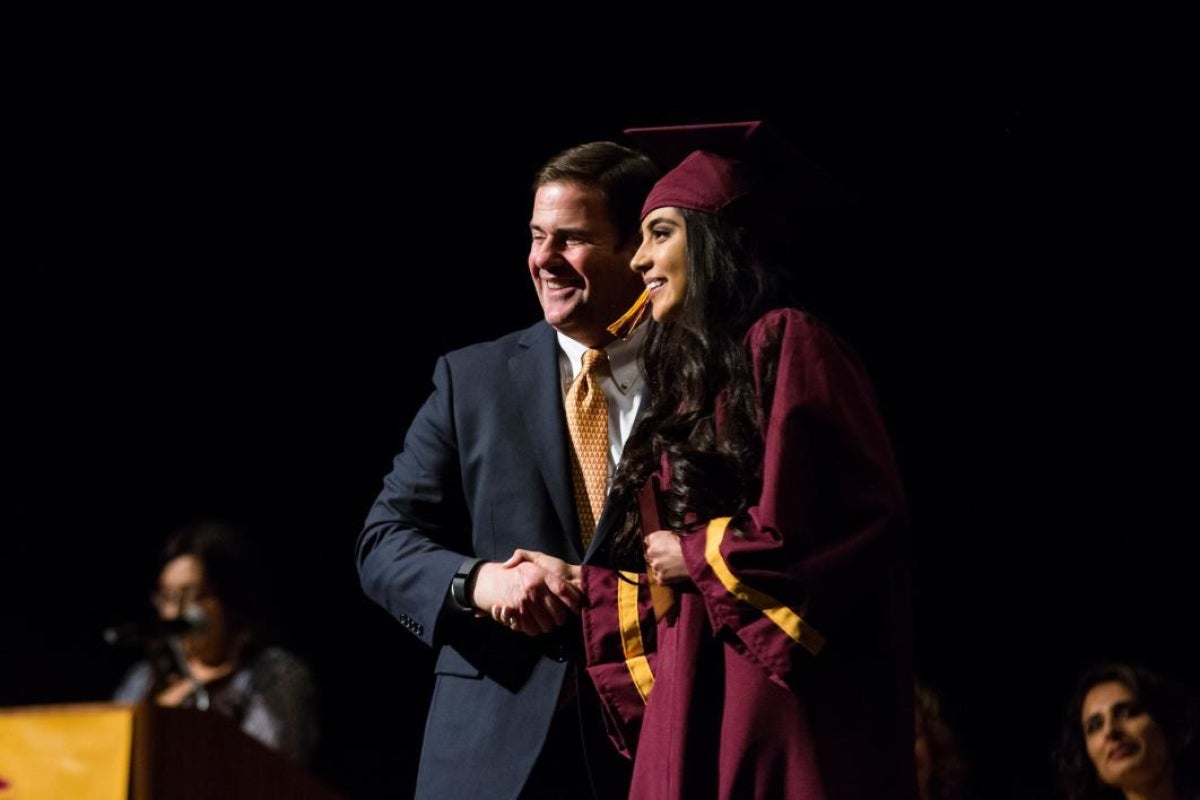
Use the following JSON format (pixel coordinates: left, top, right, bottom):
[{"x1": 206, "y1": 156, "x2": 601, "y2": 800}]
[{"x1": 356, "y1": 139, "x2": 659, "y2": 800}]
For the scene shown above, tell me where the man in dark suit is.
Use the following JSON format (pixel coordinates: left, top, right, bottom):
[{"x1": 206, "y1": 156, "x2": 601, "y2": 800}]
[{"x1": 357, "y1": 139, "x2": 660, "y2": 800}]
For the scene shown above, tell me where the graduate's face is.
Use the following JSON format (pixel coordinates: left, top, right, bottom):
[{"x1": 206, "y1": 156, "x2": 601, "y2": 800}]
[
  {"x1": 631, "y1": 206, "x2": 688, "y2": 322},
  {"x1": 1081, "y1": 680, "x2": 1172, "y2": 792},
  {"x1": 528, "y1": 181, "x2": 644, "y2": 348}
]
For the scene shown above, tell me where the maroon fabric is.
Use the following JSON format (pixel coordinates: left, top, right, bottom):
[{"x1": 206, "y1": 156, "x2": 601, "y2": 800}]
[
  {"x1": 624, "y1": 121, "x2": 762, "y2": 175},
  {"x1": 581, "y1": 563, "x2": 659, "y2": 759},
  {"x1": 626, "y1": 120, "x2": 759, "y2": 219},
  {"x1": 640, "y1": 150, "x2": 749, "y2": 219},
  {"x1": 627, "y1": 119, "x2": 854, "y2": 219},
  {"x1": 582, "y1": 308, "x2": 917, "y2": 800}
]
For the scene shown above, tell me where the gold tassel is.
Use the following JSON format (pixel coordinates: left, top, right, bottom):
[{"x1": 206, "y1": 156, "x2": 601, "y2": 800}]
[{"x1": 607, "y1": 288, "x2": 651, "y2": 340}]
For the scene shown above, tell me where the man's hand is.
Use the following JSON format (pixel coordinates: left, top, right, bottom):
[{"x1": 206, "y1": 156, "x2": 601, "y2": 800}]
[{"x1": 471, "y1": 551, "x2": 583, "y2": 636}]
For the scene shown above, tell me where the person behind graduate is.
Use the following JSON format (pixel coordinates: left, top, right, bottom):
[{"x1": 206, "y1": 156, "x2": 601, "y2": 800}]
[
  {"x1": 112, "y1": 518, "x2": 319, "y2": 766},
  {"x1": 505, "y1": 120, "x2": 917, "y2": 799},
  {"x1": 915, "y1": 681, "x2": 970, "y2": 800}
]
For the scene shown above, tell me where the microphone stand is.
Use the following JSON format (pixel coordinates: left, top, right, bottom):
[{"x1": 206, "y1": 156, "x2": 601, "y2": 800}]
[{"x1": 164, "y1": 633, "x2": 210, "y2": 711}]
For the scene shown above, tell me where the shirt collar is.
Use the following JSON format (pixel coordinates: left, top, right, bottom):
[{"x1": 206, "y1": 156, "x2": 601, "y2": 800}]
[{"x1": 556, "y1": 322, "x2": 647, "y2": 394}]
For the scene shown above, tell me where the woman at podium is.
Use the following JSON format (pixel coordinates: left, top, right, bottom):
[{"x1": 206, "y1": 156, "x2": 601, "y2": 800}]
[{"x1": 112, "y1": 519, "x2": 319, "y2": 765}]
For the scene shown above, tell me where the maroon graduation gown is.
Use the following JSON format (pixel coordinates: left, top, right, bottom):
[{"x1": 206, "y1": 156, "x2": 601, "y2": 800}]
[{"x1": 582, "y1": 308, "x2": 917, "y2": 800}]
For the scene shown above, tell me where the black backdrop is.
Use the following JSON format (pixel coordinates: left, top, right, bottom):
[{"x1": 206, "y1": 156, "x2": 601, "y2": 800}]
[{"x1": 5, "y1": 8, "x2": 1194, "y2": 799}]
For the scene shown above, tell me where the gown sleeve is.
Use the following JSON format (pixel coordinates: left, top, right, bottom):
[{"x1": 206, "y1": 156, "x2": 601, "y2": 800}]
[
  {"x1": 679, "y1": 308, "x2": 909, "y2": 690},
  {"x1": 580, "y1": 475, "x2": 673, "y2": 759}
]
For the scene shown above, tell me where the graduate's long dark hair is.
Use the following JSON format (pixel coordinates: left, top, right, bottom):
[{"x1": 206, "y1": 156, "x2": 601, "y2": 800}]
[{"x1": 607, "y1": 205, "x2": 796, "y2": 562}]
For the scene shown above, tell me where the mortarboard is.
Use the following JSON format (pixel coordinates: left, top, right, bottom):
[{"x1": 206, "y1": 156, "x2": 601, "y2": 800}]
[
  {"x1": 623, "y1": 120, "x2": 854, "y2": 220},
  {"x1": 608, "y1": 121, "x2": 852, "y2": 339}
]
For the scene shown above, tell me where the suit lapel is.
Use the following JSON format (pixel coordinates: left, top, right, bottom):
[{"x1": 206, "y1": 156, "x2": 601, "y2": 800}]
[
  {"x1": 511, "y1": 324, "x2": 581, "y2": 556},
  {"x1": 583, "y1": 499, "x2": 619, "y2": 563}
]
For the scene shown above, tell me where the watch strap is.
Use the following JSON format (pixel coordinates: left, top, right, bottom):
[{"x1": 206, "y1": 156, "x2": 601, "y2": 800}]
[{"x1": 450, "y1": 557, "x2": 486, "y2": 612}]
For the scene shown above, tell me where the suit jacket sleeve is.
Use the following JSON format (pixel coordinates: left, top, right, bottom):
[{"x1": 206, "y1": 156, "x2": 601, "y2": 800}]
[
  {"x1": 356, "y1": 353, "x2": 474, "y2": 647},
  {"x1": 355, "y1": 323, "x2": 580, "y2": 656}
]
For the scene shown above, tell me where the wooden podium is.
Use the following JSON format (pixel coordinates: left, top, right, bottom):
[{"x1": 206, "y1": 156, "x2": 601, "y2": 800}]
[{"x1": 0, "y1": 702, "x2": 344, "y2": 800}]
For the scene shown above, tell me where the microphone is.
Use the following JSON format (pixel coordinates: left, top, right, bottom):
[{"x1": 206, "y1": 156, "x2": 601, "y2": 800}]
[{"x1": 103, "y1": 607, "x2": 209, "y2": 646}]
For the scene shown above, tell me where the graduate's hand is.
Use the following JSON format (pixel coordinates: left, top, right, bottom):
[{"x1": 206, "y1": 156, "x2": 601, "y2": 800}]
[{"x1": 644, "y1": 530, "x2": 688, "y2": 585}]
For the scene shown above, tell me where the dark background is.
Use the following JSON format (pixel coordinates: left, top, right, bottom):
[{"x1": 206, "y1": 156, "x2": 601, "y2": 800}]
[{"x1": 5, "y1": 7, "x2": 1194, "y2": 799}]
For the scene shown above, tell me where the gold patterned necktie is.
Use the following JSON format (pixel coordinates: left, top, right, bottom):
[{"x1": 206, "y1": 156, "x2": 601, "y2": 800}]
[{"x1": 566, "y1": 348, "x2": 610, "y2": 548}]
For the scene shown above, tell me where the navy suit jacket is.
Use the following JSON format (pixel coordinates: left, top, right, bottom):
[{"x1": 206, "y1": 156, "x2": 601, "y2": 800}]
[{"x1": 357, "y1": 320, "x2": 621, "y2": 800}]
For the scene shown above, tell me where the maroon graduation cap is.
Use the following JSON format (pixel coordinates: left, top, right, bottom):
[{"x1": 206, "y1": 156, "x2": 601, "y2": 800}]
[{"x1": 623, "y1": 120, "x2": 854, "y2": 219}]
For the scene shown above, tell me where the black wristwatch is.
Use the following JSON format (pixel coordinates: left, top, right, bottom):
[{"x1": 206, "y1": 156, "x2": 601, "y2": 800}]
[{"x1": 450, "y1": 557, "x2": 486, "y2": 613}]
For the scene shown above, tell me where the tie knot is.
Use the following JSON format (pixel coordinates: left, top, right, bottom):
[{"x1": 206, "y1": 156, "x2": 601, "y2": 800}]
[{"x1": 581, "y1": 348, "x2": 607, "y2": 375}]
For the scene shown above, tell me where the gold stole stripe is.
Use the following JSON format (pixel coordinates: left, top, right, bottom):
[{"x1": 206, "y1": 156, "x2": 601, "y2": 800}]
[
  {"x1": 704, "y1": 517, "x2": 826, "y2": 656},
  {"x1": 618, "y1": 570, "x2": 656, "y2": 702}
]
